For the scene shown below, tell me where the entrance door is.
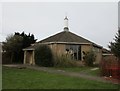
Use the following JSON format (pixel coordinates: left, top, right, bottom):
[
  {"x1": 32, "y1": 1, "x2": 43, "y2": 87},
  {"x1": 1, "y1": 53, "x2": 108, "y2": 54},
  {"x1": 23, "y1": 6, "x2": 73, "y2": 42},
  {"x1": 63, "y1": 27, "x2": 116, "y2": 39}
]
[{"x1": 26, "y1": 50, "x2": 33, "y2": 64}]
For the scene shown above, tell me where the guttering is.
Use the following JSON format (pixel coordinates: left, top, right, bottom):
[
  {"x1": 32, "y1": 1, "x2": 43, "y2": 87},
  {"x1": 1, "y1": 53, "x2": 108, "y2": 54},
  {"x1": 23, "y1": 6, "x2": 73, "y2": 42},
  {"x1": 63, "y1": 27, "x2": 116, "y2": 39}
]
[
  {"x1": 102, "y1": 54, "x2": 114, "y2": 56},
  {"x1": 23, "y1": 48, "x2": 35, "y2": 51},
  {"x1": 39, "y1": 42, "x2": 91, "y2": 45},
  {"x1": 39, "y1": 42, "x2": 102, "y2": 48}
]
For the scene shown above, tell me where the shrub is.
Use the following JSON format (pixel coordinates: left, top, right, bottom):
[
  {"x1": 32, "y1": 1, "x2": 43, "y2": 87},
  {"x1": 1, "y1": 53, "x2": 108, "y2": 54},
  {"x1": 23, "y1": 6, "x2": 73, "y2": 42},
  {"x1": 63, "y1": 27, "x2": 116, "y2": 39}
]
[
  {"x1": 2, "y1": 52, "x2": 11, "y2": 64},
  {"x1": 54, "y1": 55, "x2": 80, "y2": 67},
  {"x1": 83, "y1": 51, "x2": 96, "y2": 66},
  {"x1": 34, "y1": 44, "x2": 54, "y2": 67}
]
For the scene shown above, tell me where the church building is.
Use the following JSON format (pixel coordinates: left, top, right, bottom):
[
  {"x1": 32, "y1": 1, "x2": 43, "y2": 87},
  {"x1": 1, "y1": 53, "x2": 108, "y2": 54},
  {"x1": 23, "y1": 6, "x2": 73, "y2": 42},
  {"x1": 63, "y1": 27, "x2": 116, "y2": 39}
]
[{"x1": 23, "y1": 16, "x2": 102, "y2": 65}]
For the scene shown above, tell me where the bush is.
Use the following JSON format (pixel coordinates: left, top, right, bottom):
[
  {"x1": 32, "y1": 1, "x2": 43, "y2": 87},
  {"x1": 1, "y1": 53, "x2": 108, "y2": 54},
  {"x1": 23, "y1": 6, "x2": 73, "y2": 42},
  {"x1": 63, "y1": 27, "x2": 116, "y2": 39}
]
[
  {"x1": 35, "y1": 44, "x2": 54, "y2": 67},
  {"x1": 2, "y1": 52, "x2": 11, "y2": 64},
  {"x1": 54, "y1": 55, "x2": 80, "y2": 67},
  {"x1": 83, "y1": 51, "x2": 96, "y2": 66}
]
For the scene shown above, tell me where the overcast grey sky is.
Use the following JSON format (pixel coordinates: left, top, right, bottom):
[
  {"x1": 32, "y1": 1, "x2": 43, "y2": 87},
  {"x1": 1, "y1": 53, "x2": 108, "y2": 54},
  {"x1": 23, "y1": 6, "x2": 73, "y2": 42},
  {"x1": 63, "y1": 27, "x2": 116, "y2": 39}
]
[{"x1": 1, "y1": 2, "x2": 118, "y2": 49}]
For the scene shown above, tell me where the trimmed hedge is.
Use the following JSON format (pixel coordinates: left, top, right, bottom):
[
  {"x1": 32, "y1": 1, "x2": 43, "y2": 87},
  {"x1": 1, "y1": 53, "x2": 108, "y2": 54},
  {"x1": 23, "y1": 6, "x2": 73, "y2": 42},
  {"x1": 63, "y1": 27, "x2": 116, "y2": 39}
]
[{"x1": 35, "y1": 44, "x2": 54, "y2": 67}]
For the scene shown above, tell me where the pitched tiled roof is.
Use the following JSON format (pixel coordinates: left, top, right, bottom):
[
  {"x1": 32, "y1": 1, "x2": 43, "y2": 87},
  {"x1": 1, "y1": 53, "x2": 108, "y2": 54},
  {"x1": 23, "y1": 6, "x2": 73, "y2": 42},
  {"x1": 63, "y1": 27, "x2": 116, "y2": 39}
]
[
  {"x1": 39, "y1": 31, "x2": 91, "y2": 43},
  {"x1": 102, "y1": 48, "x2": 111, "y2": 54},
  {"x1": 23, "y1": 31, "x2": 102, "y2": 50},
  {"x1": 23, "y1": 44, "x2": 37, "y2": 50}
]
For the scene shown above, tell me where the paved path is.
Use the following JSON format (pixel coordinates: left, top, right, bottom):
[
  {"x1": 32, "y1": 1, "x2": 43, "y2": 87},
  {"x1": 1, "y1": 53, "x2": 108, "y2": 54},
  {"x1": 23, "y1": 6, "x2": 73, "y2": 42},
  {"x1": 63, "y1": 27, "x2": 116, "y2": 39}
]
[{"x1": 3, "y1": 64, "x2": 120, "y2": 84}]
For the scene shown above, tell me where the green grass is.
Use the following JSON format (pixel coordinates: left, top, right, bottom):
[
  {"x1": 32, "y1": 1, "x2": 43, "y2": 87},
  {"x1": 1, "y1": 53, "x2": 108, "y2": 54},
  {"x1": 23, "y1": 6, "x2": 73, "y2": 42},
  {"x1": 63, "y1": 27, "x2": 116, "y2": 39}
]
[
  {"x1": 51, "y1": 66, "x2": 92, "y2": 72},
  {"x1": 50, "y1": 66, "x2": 100, "y2": 76},
  {"x1": 2, "y1": 66, "x2": 119, "y2": 89},
  {"x1": 86, "y1": 68, "x2": 100, "y2": 76}
]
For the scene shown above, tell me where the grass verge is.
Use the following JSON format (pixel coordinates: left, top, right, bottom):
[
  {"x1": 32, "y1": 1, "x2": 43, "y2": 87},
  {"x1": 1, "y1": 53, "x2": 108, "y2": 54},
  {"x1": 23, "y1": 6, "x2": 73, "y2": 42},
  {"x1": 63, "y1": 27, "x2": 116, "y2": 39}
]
[{"x1": 2, "y1": 66, "x2": 119, "y2": 89}]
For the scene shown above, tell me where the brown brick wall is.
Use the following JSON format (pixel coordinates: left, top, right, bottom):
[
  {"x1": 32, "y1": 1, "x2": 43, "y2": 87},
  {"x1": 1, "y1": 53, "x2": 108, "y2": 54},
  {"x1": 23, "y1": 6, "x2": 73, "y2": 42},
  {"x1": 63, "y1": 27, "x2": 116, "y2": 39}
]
[{"x1": 49, "y1": 43, "x2": 102, "y2": 64}]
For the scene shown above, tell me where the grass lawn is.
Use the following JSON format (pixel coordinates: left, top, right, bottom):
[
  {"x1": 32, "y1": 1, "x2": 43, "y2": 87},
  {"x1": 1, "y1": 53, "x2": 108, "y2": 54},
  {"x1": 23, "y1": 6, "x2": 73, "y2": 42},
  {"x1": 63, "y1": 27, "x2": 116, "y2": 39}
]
[
  {"x1": 2, "y1": 66, "x2": 119, "y2": 89},
  {"x1": 50, "y1": 66, "x2": 100, "y2": 76}
]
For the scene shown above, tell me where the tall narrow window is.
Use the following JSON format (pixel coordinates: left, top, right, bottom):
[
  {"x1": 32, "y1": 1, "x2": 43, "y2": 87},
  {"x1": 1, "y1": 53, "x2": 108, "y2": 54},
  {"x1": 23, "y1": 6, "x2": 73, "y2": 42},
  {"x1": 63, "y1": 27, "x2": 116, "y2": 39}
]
[{"x1": 78, "y1": 46, "x2": 81, "y2": 60}]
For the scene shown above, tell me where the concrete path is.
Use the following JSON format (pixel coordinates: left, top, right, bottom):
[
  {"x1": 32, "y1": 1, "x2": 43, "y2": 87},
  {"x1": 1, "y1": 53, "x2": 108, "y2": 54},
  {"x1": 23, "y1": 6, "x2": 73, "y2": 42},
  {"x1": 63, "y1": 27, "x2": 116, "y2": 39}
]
[{"x1": 3, "y1": 64, "x2": 120, "y2": 84}]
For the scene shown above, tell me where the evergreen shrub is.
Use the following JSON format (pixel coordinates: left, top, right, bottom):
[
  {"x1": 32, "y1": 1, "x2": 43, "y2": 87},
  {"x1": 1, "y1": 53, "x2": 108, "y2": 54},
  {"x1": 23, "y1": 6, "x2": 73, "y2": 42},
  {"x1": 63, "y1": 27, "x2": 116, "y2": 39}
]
[{"x1": 35, "y1": 44, "x2": 54, "y2": 67}]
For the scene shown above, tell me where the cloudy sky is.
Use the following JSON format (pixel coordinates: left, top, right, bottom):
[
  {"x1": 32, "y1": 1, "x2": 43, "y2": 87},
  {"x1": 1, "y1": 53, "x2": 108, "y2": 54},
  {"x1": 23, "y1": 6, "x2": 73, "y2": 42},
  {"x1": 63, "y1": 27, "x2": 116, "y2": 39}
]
[{"x1": 1, "y1": 2, "x2": 118, "y2": 49}]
